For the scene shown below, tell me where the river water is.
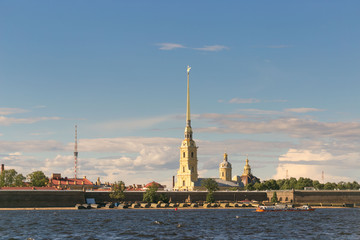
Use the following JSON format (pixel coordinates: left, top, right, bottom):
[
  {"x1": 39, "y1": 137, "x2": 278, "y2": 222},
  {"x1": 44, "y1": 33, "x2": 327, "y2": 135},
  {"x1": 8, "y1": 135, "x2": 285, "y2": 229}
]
[{"x1": 0, "y1": 208, "x2": 359, "y2": 239}]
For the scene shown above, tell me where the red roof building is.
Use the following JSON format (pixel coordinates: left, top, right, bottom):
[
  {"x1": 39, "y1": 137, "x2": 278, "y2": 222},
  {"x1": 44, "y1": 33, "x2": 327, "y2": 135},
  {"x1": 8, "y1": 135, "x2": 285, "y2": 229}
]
[
  {"x1": 143, "y1": 181, "x2": 166, "y2": 190},
  {"x1": 48, "y1": 173, "x2": 94, "y2": 190}
]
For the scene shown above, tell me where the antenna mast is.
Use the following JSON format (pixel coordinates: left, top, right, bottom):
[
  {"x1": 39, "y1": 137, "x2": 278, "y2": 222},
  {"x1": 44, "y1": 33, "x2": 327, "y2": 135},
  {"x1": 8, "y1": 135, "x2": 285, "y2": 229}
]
[{"x1": 74, "y1": 125, "x2": 78, "y2": 179}]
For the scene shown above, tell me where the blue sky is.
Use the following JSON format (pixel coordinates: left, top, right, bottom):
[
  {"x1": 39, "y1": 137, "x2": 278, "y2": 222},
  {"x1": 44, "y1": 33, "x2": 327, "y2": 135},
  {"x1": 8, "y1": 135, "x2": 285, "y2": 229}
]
[{"x1": 1, "y1": 1, "x2": 360, "y2": 187}]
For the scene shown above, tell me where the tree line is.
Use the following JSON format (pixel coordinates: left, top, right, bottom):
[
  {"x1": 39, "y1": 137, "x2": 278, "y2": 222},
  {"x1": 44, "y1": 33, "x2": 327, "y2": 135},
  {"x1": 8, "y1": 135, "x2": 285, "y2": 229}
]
[
  {"x1": 0, "y1": 169, "x2": 48, "y2": 187},
  {"x1": 243, "y1": 177, "x2": 360, "y2": 191}
]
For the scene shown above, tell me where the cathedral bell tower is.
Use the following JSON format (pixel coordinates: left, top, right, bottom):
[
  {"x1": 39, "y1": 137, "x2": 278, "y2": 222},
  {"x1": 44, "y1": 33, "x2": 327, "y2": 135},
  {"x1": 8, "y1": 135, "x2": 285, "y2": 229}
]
[
  {"x1": 219, "y1": 153, "x2": 232, "y2": 181},
  {"x1": 243, "y1": 155, "x2": 252, "y2": 176},
  {"x1": 174, "y1": 66, "x2": 198, "y2": 191}
]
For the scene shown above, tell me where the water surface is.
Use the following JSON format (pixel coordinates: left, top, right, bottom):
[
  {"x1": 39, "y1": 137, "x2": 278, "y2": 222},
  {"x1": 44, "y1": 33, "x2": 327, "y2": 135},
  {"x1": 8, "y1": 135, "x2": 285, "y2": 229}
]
[{"x1": 1, "y1": 208, "x2": 359, "y2": 239}]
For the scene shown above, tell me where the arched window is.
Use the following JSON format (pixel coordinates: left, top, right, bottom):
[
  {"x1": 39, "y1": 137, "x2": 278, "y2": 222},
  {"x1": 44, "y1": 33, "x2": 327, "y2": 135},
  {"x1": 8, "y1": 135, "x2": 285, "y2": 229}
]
[
  {"x1": 183, "y1": 180, "x2": 185, "y2": 186},
  {"x1": 222, "y1": 172, "x2": 224, "y2": 177},
  {"x1": 285, "y1": 197, "x2": 288, "y2": 201},
  {"x1": 183, "y1": 166, "x2": 185, "y2": 172},
  {"x1": 183, "y1": 152, "x2": 185, "y2": 158},
  {"x1": 279, "y1": 197, "x2": 282, "y2": 201},
  {"x1": 191, "y1": 152, "x2": 194, "y2": 158}
]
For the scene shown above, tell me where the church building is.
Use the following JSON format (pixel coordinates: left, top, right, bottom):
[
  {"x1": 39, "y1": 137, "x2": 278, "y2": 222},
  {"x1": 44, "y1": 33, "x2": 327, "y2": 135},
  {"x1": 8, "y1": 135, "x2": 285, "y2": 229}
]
[
  {"x1": 173, "y1": 66, "x2": 259, "y2": 191},
  {"x1": 174, "y1": 66, "x2": 199, "y2": 191}
]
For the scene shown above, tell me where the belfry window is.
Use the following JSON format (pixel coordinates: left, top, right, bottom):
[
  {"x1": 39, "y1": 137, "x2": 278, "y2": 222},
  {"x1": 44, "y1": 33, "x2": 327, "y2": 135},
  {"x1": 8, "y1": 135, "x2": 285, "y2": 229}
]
[
  {"x1": 222, "y1": 172, "x2": 224, "y2": 177},
  {"x1": 183, "y1": 166, "x2": 185, "y2": 172},
  {"x1": 183, "y1": 152, "x2": 185, "y2": 158},
  {"x1": 191, "y1": 152, "x2": 194, "y2": 158},
  {"x1": 183, "y1": 180, "x2": 185, "y2": 186}
]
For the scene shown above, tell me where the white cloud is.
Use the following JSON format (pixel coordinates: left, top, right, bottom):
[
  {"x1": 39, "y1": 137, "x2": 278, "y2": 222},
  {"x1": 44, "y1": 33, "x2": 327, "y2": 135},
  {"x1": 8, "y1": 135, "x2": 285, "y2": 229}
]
[
  {"x1": 9, "y1": 152, "x2": 22, "y2": 156},
  {"x1": 236, "y1": 109, "x2": 282, "y2": 115},
  {"x1": 229, "y1": 98, "x2": 261, "y2": 104},
  {"x1": 157, "y1": 43, "x2": 186, "y2": 50},
  {"x1": 30, "y1": 132, "x2": 55, "y2": 136},
  {"x1": 285, "y1": 108, "x2": 324, "y2": 113},
  {"x1": 273, "y1": 148, "x2": 358, "y2": 182},
  {"x1": 0, "y1": 140, "x2": 66, "y2": 152},
  {"x1": 93, "y1": 115, "x2": 174, "y2": 131},
  {"x1": 194, "y1": 45, "x2": 229, "y2": 51},
  {"x1": 197, "y1": 114, "x2": 360, "y2": 140},
  {"x1": 0, "y1": 108, "x2": 28, "y2": 115},
  {"x1": 0, "y1": 116, "x2": 61, "y2": 126}
]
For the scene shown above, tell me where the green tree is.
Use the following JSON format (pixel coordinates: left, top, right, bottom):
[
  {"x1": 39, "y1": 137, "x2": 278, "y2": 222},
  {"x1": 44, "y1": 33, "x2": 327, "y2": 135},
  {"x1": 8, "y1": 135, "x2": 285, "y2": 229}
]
[
  {"x1": 159, "y1": 193, "x2": 169, "y2": 203},
  {"x1": 201, "y1": 178, "x2": 219, "y2": 192},
  {"x1": 201, "y1": 178, "x2": 219, "y2": 203},
  {"x1": 313, "y1": 180, "x2": 324, "y2": 190},
  {"x1": 27, "y1": 171, "x2": 48, "y2": 187},
  {"x1": 206, "y1": 192, "x2": 215, "y2": 203},
  {"x1": 109, "y1": 181, "x2": 126, "y2": 202},
  {"x1": 324, "y1": 182, "x2": 336, "y2": 190},
  {"x1": 245, "y1": 183, "x2": 255, "y2": 191},
  {"x1": 143, "y1": 183, "x2": 159, "y2": 203},
  {"x1": 271, "y1": 192, "x2": 278, "y2": 203},
  {"x1": 254, "y1": 182, "x2": 263, "y2": 190},
  {"x1": 263, "y1": 179, "x2": 279, "y2": 190},
  {"x1": 0, "y1": 169, "x2": 25, "y2": 187}
]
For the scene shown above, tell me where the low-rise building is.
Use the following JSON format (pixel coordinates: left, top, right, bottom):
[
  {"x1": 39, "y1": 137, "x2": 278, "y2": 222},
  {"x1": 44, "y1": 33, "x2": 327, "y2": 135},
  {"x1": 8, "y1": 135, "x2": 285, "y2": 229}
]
[{"x1": 48, "y1": 173, "x2": 93, "y2": 190}]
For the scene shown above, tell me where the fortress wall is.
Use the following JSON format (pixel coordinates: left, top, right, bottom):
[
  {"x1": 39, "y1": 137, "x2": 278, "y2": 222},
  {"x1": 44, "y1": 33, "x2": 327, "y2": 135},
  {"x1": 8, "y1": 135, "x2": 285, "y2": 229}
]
[
  {"x1": 0, "y1": 191, "x2": 85, "y2": 208},
  {"x1": 294, "y1": 190, "x2": 360, "y2": 204},
  {"x1": 266, "y1": 191, "x2": 294, "y2": 203},
  {"x1": 86, "y1": 191, "x2": 267, "y2": 203},
  {"x1": 3, "y1": 190, "x2": 359, "y2": 207}
]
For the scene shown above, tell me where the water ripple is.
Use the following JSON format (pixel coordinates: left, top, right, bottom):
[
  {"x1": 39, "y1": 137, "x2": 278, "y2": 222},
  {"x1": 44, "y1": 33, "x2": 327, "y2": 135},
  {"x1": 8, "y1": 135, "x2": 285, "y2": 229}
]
[{"x1": 0, "y1": 209, "x2": 359, "y2": 239}]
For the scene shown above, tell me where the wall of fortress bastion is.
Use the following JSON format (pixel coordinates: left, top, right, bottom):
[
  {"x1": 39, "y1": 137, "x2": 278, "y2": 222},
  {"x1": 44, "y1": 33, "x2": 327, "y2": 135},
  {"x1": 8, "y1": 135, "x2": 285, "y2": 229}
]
[{"x1": 1, "y1": 190, "x2": 360, "y2": 207}]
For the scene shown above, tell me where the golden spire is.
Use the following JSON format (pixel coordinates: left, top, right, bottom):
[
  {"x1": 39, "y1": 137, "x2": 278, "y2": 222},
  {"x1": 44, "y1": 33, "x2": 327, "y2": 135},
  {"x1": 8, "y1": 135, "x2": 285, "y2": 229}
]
[
  {"x1": 184, "y1": 66, "x2": 193, "y2": 140},
  {"x1": 186, "y1": 65, "x2": 191, "y2": 127}
]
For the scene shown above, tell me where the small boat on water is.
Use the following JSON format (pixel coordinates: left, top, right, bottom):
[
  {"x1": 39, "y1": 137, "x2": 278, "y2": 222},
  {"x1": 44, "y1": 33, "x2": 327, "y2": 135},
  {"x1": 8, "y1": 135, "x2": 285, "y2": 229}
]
[{"x1": 256, "y1": 204, "x2": 315, "y2": 212}]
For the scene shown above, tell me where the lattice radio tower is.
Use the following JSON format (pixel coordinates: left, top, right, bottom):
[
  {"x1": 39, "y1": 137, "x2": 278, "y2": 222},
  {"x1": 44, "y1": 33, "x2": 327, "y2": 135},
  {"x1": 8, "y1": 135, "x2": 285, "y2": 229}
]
[{"x1": 74, "y1": 125, "x2": 78, "y2": 179}]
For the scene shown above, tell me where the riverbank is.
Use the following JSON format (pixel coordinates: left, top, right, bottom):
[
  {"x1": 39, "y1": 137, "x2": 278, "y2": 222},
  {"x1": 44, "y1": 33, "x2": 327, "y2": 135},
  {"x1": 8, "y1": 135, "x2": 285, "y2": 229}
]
[{"x1": 0, "y1": 206, "x2": 357, "y2": 211}]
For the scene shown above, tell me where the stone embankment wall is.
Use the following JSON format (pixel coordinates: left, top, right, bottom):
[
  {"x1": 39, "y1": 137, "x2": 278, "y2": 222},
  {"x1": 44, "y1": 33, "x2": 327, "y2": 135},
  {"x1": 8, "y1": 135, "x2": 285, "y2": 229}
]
[
  {"x1": 266, "y1": 190, "x2": 295, "y2": 203},
  {"x1": 86, "y1": 191, "x2": 267, "y2": 203},
  {"x1": 1, "y1": 190, "x2": 360, "y2": 207},
  {"x1": 294, "y1": 190, "x2": 360, "y2": 205},
  {"x1": 0, "y1": 190, "x2": 85, "y2": 208},
  {"x1": 0, "y1": 191, "x2": 267, "y2": 207},
  {"x1": 266, "y1": 190, "x2": 360, "y2": 205}
]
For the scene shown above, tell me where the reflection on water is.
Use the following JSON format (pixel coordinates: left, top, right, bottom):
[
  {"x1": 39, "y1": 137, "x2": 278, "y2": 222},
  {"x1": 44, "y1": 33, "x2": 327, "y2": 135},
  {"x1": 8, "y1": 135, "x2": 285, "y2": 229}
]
[{"x1": 0, "y1": 208, "x2": 359, "y2": 239}]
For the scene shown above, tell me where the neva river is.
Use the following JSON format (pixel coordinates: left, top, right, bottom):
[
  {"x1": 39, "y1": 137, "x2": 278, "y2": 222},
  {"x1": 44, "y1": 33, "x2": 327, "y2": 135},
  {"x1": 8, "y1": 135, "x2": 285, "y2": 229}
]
[{"x1": 1, "y1": 208, "x2": 359, "y2": 239}]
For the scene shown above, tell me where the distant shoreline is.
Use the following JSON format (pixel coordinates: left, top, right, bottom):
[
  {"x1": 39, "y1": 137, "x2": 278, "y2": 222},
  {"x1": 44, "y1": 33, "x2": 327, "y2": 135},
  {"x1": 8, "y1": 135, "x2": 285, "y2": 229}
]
[{"x1": 0, "y1": 206, "x2": 355, "y2": 211}]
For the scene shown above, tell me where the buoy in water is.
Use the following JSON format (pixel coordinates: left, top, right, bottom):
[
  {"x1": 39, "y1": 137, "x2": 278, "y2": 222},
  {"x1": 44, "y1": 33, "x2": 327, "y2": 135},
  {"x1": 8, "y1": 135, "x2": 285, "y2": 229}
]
[{"x1": 175, "y1": 207, "x2": 178, "y2": 211}]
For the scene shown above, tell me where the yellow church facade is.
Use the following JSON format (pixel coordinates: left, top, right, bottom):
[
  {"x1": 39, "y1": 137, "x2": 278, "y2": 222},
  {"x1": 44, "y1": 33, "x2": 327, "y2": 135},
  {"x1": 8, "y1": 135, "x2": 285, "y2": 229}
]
[{"x1": 173, "y1": 66, "x2": 259, "y2": 191}]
